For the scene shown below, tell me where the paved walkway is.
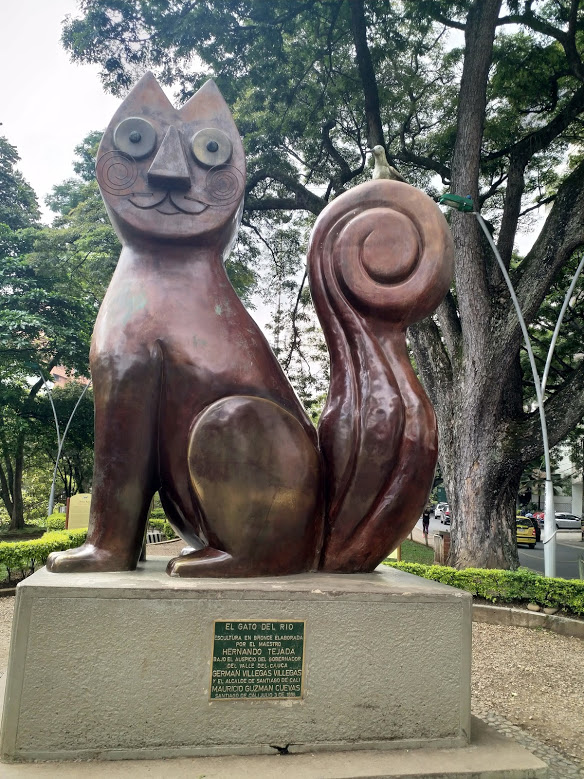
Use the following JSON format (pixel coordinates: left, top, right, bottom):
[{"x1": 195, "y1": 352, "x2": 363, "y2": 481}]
[
  {"x1": 473, "y1": 705, "x2": 584, "y2": 778},
  {"x1": 403, "y1": 521, "x2": 584, "y2": 777}
]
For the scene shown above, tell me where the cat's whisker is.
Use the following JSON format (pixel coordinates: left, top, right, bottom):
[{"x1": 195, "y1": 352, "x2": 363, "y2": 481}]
[{"x1": 129, "y1": 192, "x2": 169, "y2": 210}]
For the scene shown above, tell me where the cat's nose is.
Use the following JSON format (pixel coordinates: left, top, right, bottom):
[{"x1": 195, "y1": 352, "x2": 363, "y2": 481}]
[{"x1": 147, "y1": 126, "x2": 191, "y2": 190}]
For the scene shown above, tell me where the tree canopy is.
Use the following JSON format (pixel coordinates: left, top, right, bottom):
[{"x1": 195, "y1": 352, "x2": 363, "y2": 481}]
[
  {"x1": 0, "y1": 137, "x2": 40, "y2": 231},
  {"x1": 0, "y1": 134, "x2": 99, "y2": 528},
  {"x1": 60, "y1": 0, "x2": 584, "y2": 567}
]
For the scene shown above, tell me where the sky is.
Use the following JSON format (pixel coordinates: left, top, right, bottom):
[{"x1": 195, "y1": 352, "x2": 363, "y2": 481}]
[{"x1": 1, "y1": 1, "x2": 120, "y2": 221}]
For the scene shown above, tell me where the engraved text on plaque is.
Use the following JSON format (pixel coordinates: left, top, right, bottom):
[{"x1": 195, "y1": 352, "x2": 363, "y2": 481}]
[{"x1": 210, "y1": 620, "x2": 305, "y2": 699}]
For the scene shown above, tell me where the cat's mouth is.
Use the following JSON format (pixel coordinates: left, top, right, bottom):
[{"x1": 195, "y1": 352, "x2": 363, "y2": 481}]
[{"x1": 128, "y1": 191, "x2": 209, "y2": 216}]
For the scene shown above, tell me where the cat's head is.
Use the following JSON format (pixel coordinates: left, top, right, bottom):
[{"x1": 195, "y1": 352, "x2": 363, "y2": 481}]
[{"x1": 96, "y1": 72, "x2": 245, "y2": 249}]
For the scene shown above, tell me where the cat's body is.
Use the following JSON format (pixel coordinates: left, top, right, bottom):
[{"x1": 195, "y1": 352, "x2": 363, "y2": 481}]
[
  {"x1": 92, "y1": 243, "x2": 321, "y2": 568},
  {"x1": 47, "y1": 73, "x2": 453, "y2": 578}
]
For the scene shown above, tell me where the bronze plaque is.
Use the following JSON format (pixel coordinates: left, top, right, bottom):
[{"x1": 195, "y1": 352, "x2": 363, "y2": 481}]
[{"x1": 210, "y1": 620, "x2": 305, "y2": 699}]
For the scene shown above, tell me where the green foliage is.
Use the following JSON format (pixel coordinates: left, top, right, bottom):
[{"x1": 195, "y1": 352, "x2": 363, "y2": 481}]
[
  {"x1": 25, "y1": 513, "x2": 67, "y2": 531},
  {"x1": 32, "y1": 384, "x2": 95, "y2": 500},
  {"x1": 0, "y1": 529, "x2": 86, "y2": 582},
  {"x1": 0, "y1": 134, "x2": 101, "y2": 529},
  {"x1": 149, "y1": 507, "x2": 166, "y2": 520},
  {"x1": 148, "y1": 516, "x2": 177, "y2": 540},
  {"x1": 45, "y1": 514, "x2": 67, "y2": 531},
  {"x1": 0, "y1": 136, "x2": 40, "y2": 230},
  {"x1": 384, "y1": 561, "x2": 584, "y2": 617}
]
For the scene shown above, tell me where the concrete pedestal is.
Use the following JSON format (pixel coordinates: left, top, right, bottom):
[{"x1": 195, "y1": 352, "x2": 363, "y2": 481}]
[{"x1": 1, "y1": 562, "x2": 471, "y2": 763}]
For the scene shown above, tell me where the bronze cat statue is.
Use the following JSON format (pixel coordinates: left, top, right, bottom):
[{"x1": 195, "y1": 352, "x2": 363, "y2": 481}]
[{"x1": 47, "y1": 73, "x2": 453, "y2": 578}]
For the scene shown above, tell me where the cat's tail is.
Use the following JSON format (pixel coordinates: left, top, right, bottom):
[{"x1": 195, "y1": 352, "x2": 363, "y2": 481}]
[{"x1": 307, "y1": 180, "x2": 453, "y2": 572}]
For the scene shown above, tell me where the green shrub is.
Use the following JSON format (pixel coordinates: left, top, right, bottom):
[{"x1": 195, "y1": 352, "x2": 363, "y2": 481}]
[
  {"x1": 26, "y1": 512, "x2": 67, "y2": 530},
  {"x1": 384, "y1": 560, "x2": 584, "y2": 617},
  {"x1": 149, "y1": 508, "x2": 167, "y2": 521},
  {"x1": 46, "y1": 514, "x2": 67, "y2": 531},
  {"x1": 0, "y1": 529, "x2": 87, "y2": 582},
  {"x1": 148, "y1": 517, "x2": 177, "y2": 540}
]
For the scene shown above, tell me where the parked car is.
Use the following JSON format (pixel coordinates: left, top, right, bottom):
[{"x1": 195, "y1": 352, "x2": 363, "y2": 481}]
[
  {"x1": 516, "y1": 517, "x2": 536, "y2": 548},
  {"x1": 554, "y1": 512, "x2": 582, "y2": 529},
  {"x1": 442, "y1": 508, "x2": 451, "y2": 525},
  {"x1": 434, "y1": 502, "x2": 448, "y2": 520},
  {"x1": 533, "y1": 512, "x2": 582, "y2": 529}
]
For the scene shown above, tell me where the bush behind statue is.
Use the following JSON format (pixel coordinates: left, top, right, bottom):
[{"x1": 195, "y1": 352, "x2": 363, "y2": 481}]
[
  {"x1": 385, "y1": 561, "x2": 584, "y2": 617},
  {"x1": 0, "y1": 529, "x2": 87, "y2": 582},
  {"x1": 148, "y1": 516, "x2": 177, "y2": 540}
]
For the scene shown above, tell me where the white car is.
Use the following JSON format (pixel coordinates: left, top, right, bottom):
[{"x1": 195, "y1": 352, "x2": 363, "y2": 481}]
[
  {"x1": 435, "y1": 502, "x2": 449, "y2": 521},
  {"x1": 554, "y1": 513, "x2": 582, "y2": 529}
]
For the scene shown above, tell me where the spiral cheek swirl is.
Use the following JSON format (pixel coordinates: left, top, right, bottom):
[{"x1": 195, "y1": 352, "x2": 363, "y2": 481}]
[
  {"x1": 203, "y1": 165, "x2": 245, "y2": 206},
  {"x1": 96, "y1": 151, "x2": 138, "y2": 196}
]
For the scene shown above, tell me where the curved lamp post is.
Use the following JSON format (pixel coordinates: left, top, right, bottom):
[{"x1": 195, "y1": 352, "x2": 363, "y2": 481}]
[
  {"x1": 38, "y1": 370, "x2": 92, "y2": 517},
  {"x1": 439, "y1": 194, "x2": 583, "y2": 578}
]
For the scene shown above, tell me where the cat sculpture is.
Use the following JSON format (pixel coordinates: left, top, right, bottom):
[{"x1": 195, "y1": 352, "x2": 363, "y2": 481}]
[{"x1": 47, "y1": 73, "x2": 453, "y2": 578}]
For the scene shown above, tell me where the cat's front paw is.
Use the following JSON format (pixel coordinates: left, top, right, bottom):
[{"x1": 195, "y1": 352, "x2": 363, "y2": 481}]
[{"x1": 46, "y1": 544, "x2": 135, "y2": 573}]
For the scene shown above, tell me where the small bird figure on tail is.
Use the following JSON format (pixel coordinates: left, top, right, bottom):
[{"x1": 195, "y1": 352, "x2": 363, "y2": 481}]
[{"x1": 369, "y1": 145, "x2": 406, "y2": 182}]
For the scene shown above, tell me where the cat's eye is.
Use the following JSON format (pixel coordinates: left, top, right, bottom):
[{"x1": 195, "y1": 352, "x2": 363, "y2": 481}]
[
  {"x1": 114, "y1": 117, "x2": 157, "y2": 160},
  {"x1": 191, "y1": 128, "x2": 233, "y2": 167}
]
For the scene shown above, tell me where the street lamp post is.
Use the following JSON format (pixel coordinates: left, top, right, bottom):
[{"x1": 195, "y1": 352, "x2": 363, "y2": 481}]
[
  {"x1": 438, "y1": 194, "x2": 583, "y2": 577},
  {"x1": 38, "y1": 370, "x2": 92, "y2": 517}
]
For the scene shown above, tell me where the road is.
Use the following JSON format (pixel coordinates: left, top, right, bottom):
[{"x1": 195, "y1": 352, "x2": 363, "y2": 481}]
[
  {"x1": 414, "y1": 515, "x2": 584, "y2": 579},
  {"x1": 517, "y1": 531, "x2": 584, "y2": 579}
]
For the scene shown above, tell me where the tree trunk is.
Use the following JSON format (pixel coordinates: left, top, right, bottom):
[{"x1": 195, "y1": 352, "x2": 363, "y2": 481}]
[
  {"x1": 9, "y1": 430, "x2": 26, "y2": 531},
  {"x1": 7, "y1": 369, "x2": 56, "y2": 531},
  {"x1": 348, "y1": 0, "x2": 385, "y2": 149},
  {"x1": 410, "y1": 0, "x2": 524, "y2": 568}
]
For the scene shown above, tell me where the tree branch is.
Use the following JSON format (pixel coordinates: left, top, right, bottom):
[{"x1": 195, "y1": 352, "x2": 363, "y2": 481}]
[
  {"x1": 282, "y1": 268, "x2": 308, "y2": 372},
  {"x1": 514, "y1": 158, "x2": 584, "y2": 325},
  {"x1": 245, "y1": 170, "x2": 326, "y2": 215},
  {"x1": 321, "y1": 119, "x2": 359, "y2": 188},
  {"x1": 409, "y1": 315, "x2": 453, "y2": 412},
  {"x1": 348, "y1": 0, "x2": 385, "y2": 148},
  {"x1": 512, "y1": 362, "x2": 584, "y2": 461},
  {"x1": 485, "y1": 85, "x2": 584, "y2": 163},
  {"x1": 394, "y1": 148, "x2": 451, "y2": 182},
  {"x1": 449, "y1": 0, "x2": 503, "y2": 349},
  {"x1": 498, "y1": 3, "x2": 584, "y2": 82},
  {"x1": 496, "y1": 154, "x2": 527, "y2": 268},
  {"x1": 434, "y1": 292, "x2": 462, "y2": 361}
]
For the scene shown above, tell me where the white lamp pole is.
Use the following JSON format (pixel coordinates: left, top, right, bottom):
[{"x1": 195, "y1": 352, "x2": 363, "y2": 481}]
[
  {"x1": 472, "y1": 214, "x2": 556, "y2": 577},
  {"x1": 439, "y1": 193, "x2": 584, "y2": 577}
]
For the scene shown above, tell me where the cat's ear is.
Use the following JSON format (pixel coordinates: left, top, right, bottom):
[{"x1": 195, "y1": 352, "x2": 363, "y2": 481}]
[
  {"x1": 116, "y1": 71, "x2": 174, "y2": 118},
  {"x1": 179, "y1": 80, "x2": 234, "y2": 125}
]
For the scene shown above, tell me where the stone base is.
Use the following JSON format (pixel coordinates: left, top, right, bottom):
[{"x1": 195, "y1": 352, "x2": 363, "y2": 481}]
[{"x1": 1, "y1": 562, "x2": 471, "y2": 763}]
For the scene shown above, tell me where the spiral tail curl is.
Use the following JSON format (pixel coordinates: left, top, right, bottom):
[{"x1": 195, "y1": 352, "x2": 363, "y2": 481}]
[{"x1": 307, "y1": 180, "x2": 454, "y2": 572}]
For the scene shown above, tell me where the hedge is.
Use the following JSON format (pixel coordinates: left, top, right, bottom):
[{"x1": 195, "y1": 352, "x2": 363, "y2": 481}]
[
  {"x1": 46, "y1": 514, "x2": 67, "y2": 531},
  {"x1": 26, "y1": 513, "x2": 67, "y2": 531},
  {"x1": 384, "y1": 561, "x2": 584, "y2": 617},
  {"x1": 148, "y1": 517, "x2": 177, "y2": 540},
  {"x1": 149, "y1": 508, "x2": 166, "y2": 520},
  {"x1": 0, "y1": 529, "x2": 87, "y2": 582}
]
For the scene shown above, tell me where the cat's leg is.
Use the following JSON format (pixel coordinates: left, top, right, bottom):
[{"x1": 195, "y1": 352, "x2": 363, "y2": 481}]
[
  {"x1": 167, "y1": 396, "x2": 323, "y2": 577},
  {"x1": 47, "y1": 349, "x2": 161, "y2": 573}
]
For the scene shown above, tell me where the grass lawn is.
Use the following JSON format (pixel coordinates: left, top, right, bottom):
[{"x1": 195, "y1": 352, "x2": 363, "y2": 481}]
[{"x1": 399, "y1": 539, "x2": 435, "y2": 565}]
